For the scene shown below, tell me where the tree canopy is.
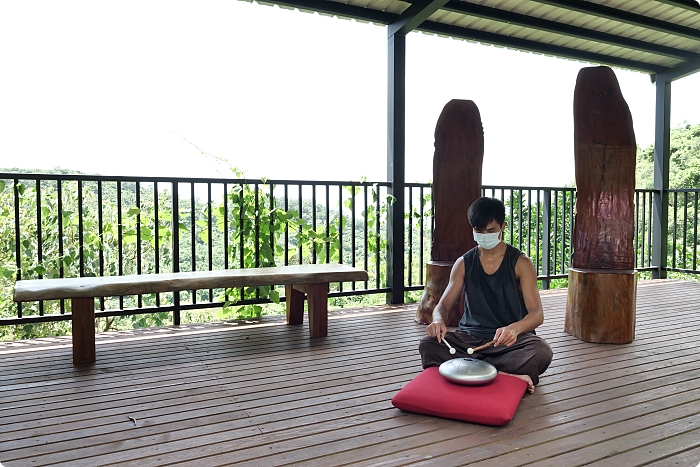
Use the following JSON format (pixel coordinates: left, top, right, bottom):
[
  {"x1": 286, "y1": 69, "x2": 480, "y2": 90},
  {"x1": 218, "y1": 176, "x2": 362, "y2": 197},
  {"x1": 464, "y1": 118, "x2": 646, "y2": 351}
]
[{"x1": 636, "y1": 122, "x2": 700, "y2": 189}]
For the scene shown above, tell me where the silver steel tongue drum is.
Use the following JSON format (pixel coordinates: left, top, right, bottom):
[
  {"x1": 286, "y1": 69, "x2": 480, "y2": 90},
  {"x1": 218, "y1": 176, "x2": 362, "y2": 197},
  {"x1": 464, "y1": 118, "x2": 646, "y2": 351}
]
[{"x1": 439, "y1": 358, "x2": 497, "y2": 386}]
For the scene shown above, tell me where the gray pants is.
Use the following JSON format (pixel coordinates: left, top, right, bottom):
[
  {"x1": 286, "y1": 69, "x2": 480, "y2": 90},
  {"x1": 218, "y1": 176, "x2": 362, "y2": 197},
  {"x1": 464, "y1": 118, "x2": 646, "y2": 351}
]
[{"x1": 419, "y1": 331, "x2": 553, "y2": 386}]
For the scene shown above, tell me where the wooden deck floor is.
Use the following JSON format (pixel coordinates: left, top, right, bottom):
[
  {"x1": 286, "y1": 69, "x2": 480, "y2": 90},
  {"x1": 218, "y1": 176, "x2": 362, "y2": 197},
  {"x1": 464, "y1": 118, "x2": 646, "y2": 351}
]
[{"x1": 1, "y1": 279, "x2": 700, "y2": 466}]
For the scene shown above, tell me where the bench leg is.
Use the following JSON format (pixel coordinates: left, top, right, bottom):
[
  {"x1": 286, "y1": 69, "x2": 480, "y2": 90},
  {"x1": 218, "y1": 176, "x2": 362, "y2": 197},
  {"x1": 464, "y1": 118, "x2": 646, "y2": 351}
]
[
  {"x1": 286, "y1": 284, "x2": 305, "y2": 325},
  {"x1": 304, "y1": 283, "x2": 328, "y2": 338},
  {"x1": 71, "y1": 297, "x2": 96, "y2": 364}
]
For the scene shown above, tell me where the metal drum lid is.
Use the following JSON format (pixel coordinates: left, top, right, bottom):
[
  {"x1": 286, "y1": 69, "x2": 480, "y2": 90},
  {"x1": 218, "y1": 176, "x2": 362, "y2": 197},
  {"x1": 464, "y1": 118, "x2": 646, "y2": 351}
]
[{"x1": 438, "y1": 358, "x2": 497, "y2": 386}]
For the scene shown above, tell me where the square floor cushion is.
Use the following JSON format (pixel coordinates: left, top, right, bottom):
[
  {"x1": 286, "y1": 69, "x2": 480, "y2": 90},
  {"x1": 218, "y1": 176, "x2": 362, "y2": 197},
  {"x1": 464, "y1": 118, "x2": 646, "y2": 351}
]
[{"x1": 391, "y1": 367, "x2": 528, "y2": 426}]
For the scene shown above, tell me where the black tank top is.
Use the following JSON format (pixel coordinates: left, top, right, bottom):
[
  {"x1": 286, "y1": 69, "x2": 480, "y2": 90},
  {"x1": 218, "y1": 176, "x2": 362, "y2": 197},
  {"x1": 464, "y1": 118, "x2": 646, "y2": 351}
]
[{"x1": 458, "y1": 244, "x2": 532, "y2": 339}]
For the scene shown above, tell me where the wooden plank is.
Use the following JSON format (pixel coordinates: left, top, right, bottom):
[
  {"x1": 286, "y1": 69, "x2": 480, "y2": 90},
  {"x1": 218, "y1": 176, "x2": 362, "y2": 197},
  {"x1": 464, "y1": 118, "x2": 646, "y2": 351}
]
[
  {"x1": 1, "y1": 381, "x2": 411, "y2": 466},
  {"x1": 5, "y1": 392, "x2": 398, "y2": 464},
  {"x1": 1, "y1": 372, "x2": 410, "y2": 454},
  {"x1": 0, "y1": 311, "x2": 421, "y2": 398},
  {"x1": 13, "y1": 263, "x2": 368, "y2": 301},
  {"x1": 0, "y1": 326, "x2": 426, "y2": 432},
  {"x1": 520, "y1": 411, "x2": 700, "y2": 467},
  {"x1": 584, "y1": 427, "x2": 700, "y2": 466},
  {"x1": 1, "y1": 280, "x2": 699, "y2": 467},
  {"x1": 165, "y1": 418, "x2": 462, "y2": 467},
  {"x1": 642, "y1": 442, "x2": 700, "y2": 467},
  {"x1": 351, "y1": 372, "x2": 700, "y2": 467},
  {"x1": 0, "y1": 344, "x2": 422, "y2": 425},
  {"x1": 47, "y1": 408, "x2": 423, "y2": 467},
  {"x1": 0, "y1": 336, "x2": 417, "y2": 404},
  {"x1": 368, "y1": 395, "x2": 700, "y2": 467}
]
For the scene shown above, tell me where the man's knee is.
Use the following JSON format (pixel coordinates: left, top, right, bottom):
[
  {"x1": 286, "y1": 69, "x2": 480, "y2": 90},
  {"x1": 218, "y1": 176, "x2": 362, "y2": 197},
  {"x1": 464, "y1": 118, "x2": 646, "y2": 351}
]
[
  {"x1": 531, "y1": 338, "x2": 553, "y2": 374},
  {"x1": 418, "y1": 336, "x2": 433, "y2": 355},
  {"x1": 418, "y1": 336, "x2": 442, "y2": 369}
]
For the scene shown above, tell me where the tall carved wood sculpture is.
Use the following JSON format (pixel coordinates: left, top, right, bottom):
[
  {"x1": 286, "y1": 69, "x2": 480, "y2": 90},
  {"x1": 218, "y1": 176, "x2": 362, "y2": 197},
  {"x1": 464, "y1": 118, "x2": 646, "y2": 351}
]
[
  {"x1": 565, "y1": 66, "x2": 638, "y2": 344},
  {"x1": 416, "y1": 100, "x2": 483, "y2": 326}
]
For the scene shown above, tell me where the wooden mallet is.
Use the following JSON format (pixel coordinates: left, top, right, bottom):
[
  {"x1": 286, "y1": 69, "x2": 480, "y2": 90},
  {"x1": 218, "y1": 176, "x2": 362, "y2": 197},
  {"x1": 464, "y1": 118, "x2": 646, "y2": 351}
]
[
  {"x1": 443, "y1": 337, "x2": 456, "y2": 355},
  {"x1": 467, "y1": 339, "x2": 496, "y2": 354}
]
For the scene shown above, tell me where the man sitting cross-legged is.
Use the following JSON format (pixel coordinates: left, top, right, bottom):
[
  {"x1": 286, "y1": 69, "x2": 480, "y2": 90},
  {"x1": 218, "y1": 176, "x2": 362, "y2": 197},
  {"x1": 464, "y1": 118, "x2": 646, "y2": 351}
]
[{"x1": 419, "y1": 197, "x2": 553, "y2": 394}]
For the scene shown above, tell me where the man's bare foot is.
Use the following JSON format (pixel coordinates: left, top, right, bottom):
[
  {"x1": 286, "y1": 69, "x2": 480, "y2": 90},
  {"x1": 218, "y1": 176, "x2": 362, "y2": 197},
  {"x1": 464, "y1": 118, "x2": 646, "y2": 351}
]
[{"x1": 498, "y1": 371, "x2": 535, "y2": 394}]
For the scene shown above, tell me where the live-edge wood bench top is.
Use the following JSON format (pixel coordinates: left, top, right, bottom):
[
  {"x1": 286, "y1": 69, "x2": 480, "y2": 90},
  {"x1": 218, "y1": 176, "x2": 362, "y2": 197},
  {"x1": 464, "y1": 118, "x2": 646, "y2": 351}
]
[
  {"x1": 14, "y1": 263, "x2": 369, "y2": 302},
  {"x1": 13, "y1": 263, "x2": 368, "y2": 364}
]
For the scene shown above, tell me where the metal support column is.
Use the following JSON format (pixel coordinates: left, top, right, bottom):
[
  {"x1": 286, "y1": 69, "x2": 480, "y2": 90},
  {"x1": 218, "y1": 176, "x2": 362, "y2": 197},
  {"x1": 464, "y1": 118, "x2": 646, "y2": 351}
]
[
  {"x1": 652, "y1": 78, "x2": 671, "y2": 279},
  {"x1": 385, "y1": 0, "x2": 450, "y2": 304},
  {"x1": 541, "y1": 190, "x2": 551, "y2": 290},
  {"x1": 387, "y1": 32, "x2": 406, "y2": 304}
]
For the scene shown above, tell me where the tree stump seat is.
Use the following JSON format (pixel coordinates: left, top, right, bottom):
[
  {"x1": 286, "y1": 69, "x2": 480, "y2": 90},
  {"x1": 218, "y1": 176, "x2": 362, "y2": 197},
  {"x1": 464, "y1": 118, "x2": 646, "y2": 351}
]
[
  {"x1": 565, "y1": 268, "x2": 638, "y2": 344},
  {"x1": 13, "y1": 264, "x2": 368, "y2": 364}
]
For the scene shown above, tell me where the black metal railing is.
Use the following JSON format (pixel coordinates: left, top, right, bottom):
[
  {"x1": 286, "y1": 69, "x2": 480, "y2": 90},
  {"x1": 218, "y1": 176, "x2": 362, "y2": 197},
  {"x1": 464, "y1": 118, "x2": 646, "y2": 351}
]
[
  {"x1": 667, "y1": 188, "x2": 700, "y2": 274},
  {"x1": 1, "y1": 172, "x2": 698, "y2": 329}
]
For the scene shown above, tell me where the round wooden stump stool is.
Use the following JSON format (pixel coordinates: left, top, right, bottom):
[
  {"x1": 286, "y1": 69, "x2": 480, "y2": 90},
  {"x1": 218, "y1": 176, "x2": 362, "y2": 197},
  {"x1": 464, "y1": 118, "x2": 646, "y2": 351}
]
[
  {"x1": 565, "y1": 268, "x2": 638, "y2": 344},
  {"x1": 416, "y1": 261, "x2": 464, "y2": 326}
]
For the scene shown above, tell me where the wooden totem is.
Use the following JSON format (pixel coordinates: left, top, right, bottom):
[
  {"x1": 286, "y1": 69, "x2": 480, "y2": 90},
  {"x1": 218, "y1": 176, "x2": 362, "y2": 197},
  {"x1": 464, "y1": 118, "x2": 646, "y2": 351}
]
[
  {"x1": 416, "y1": 100, "x2": 483, "y2": 326},
  {"x1": 565, "y1": 66, "x2": 638, "y2": 344}
]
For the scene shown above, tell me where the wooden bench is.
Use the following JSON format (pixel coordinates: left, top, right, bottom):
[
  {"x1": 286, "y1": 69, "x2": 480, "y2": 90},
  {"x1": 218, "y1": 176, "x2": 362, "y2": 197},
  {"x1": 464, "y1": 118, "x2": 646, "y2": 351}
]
[{"x1": 13, "y1": 263, "x2": 369, "y2": 364}]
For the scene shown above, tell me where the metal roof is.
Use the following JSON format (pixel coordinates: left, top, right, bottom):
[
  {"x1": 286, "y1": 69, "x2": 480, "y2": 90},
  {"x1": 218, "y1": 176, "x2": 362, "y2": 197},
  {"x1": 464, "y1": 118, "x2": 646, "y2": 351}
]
[{"x1": 253, "y1": 0, "x2": 700, "y2": 79}]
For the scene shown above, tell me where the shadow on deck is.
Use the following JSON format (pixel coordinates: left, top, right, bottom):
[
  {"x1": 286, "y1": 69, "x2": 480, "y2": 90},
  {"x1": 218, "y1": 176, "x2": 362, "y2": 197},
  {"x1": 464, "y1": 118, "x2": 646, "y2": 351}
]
[{"x1": 1, "y1": 280, "x2": 700, "y2": 466}]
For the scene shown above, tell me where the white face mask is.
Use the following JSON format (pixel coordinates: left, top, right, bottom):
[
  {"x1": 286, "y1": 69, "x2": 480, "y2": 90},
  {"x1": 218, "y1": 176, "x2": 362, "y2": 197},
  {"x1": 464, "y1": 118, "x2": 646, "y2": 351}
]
[{"x1": 473, "y1": 230, "x2": 501, "y2": 250}]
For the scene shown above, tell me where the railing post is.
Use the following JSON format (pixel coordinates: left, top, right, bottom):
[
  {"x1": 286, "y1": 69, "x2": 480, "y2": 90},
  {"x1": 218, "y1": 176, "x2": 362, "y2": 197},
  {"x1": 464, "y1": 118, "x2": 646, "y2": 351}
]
[
  {"x1": 541, "y1": 190, "x2": 551, "y2": 290},
  {"x1": 387, "y1": 31, "x2": 406, "y2": 304},
  {"x1": 172, "y1": 182, "x2": 181, "y2": 325},
  {"x1": 652, "y1": 78, "x2": 671, "y2": 279},
  {"x1": 13, "y1": 178, "x2": 23, "y2": 319}
]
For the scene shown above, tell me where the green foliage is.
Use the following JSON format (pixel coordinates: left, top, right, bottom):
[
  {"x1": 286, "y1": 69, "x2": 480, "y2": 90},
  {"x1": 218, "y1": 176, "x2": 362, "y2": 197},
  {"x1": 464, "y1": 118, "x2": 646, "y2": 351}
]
[
  {"x1": 404, "y1": 189, "x2": 430, "y2": 288},
  {"x1": 208, "y1": 177, "x2": 395, "y2": 319},
  {"x1": 211, "y1": 175, "x2": 343, "y2": 320},
  {"x1": 0, "y1": 168, "x2": 397, "y2": 339},
  {"x1": 636, "y1": 122, "x2": 700, "y2": 189},
  {"x1": 636, "y1": 123, "x2": 700, "y2": 271},
  {"x1": 546, "y1": 278, "x2": 569, "y2": 290},
  {"x1": 404, "y1": 290, "x2": 423, "y2": 303},
  {"x1": 0, "y1": 177, "x2": 180, "y2": 339},
  {"x1": 2, "y1": 321, "x2": 73, "y2": 340},
  {"x1": 501, "y1": 189, "x2": 574, "y2": 287}
]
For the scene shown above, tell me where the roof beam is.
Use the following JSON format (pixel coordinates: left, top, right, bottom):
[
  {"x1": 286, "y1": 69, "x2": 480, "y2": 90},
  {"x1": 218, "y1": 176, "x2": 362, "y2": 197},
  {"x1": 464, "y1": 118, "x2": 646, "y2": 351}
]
[
  {"x1": 654, "y1": 55, "x2": 700, "y2": 81},
  {"x1": 261, "y1": 0, "x2": 395, "y2": 24},
  {"x1": 654, "y1": 0, "x2": 700, "y2": 12},
  {"x1": 418, "y1": 20, "x2": 661, "y2": 73},
  {"x1": 534, "y1": 0, "x2": 700, "y2": 41},
  {"x1": 388, "y1": 0, "x2": 450, "y2": 37},
  {"x1": 258, "y1": 0, "x2": 694, "y2": 74},
  {"x1": 443, "y1": 1, "x2": 699, "y2": 60}
]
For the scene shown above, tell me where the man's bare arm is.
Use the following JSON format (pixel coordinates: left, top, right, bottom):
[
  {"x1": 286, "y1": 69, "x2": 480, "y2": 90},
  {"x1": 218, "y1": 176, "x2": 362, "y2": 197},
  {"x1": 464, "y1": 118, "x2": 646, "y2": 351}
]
[
  {"x1": 426, "y1": 256, "x2": 465, "y2": 342},
  {"x1": 493, "y1": 255, "x2": 544, "y2": 347}
]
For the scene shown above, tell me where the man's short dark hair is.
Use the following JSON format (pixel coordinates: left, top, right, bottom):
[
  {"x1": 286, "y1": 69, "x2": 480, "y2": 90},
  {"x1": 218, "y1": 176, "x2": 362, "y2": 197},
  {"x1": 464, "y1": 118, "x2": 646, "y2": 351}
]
[{"x1": 468, "y1": 197, "x2": 506, "y2": 230}]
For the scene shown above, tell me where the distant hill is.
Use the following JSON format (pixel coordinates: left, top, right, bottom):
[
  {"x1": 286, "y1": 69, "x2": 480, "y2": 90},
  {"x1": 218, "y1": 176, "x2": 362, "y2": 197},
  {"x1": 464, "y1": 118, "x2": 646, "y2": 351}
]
[{"x1": 0, "y1": 167, "x2": 91, "y2": 176}]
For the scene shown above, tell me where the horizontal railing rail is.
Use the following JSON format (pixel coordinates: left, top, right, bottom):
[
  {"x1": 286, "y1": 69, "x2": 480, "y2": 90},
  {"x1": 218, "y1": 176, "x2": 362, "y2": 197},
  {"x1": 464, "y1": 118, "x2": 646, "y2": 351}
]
[{"x1": 1, "y1": 172, "x2": 698, "y2": 331}]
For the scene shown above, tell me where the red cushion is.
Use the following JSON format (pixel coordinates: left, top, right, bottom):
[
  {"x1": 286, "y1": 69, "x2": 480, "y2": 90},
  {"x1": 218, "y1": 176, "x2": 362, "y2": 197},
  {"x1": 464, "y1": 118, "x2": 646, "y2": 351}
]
[{"x1": 391, "y1": 367, "x2": 527, "y2": 426}]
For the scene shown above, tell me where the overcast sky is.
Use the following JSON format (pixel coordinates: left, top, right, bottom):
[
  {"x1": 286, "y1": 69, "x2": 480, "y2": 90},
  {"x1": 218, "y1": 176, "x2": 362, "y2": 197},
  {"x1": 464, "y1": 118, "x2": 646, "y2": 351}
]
[{"x1": 1, "y1": 0, "x2": 699, "y2": 187}]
